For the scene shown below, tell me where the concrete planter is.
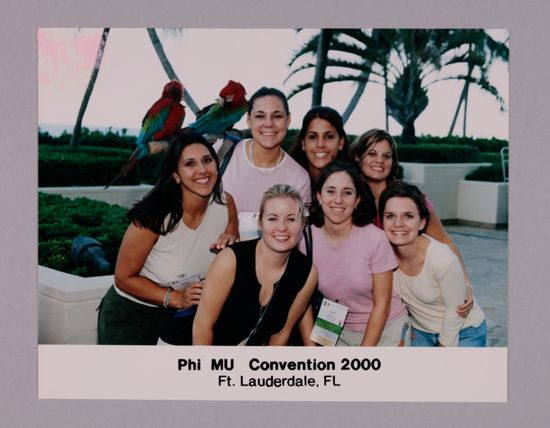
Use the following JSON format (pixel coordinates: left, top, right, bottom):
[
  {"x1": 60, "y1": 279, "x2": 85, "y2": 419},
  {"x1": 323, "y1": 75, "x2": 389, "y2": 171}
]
[
  {"x1": 39, "y1": 266, "x2": 112, "y2": 344},
  {"x1": 457, "y1": 179, "x2": 508, "y2": 227},
  {"x1": 38, "y1": 185, "x2": 150, "y2": 344},
  {"x1": 400, "y1": 162, "x2": 490, "y2": 221}
]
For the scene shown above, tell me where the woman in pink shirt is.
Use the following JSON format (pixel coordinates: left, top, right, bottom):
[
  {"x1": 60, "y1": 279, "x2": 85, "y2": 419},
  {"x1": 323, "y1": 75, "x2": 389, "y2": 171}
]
[{"x1": 300, "y1": 161, "x2": 408, "y2": 346}]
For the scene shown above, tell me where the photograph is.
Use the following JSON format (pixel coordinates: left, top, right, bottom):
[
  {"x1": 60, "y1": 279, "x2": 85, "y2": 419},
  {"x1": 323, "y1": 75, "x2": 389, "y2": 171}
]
[
  {"x1": 3, "y1": 0, "x2": 550, "y2": 425},
  {"x1": 36, "y1": 27, "x2": 508, "y2": 401}
]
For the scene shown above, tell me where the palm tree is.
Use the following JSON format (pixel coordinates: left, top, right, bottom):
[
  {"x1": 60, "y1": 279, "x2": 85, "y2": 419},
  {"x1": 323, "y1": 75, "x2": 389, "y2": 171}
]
[
  {"x1": 337, "y1": 29, "x2": 396, "y2": 126},
  {"x1": 345, "y1": 29, "x2": 506, "y2": 143},
  {"x1": 287, "y1": 29, "x2": 396, "y2": 124},
  {"x1": 447, "y1": 30, "x2": 509, "y2": 136},
  {"x1": 311, "y1": 29, "x2": 334, "y2": 106},
  {"x1": 146, "y1": 28, "x2": 199, "y2": 114},
  {"x1": 287, "y1": 28, "x2": 507, "y2": 143},
  {"x1": 70, "y1": 28, "x2": 110, "y2": 146}
]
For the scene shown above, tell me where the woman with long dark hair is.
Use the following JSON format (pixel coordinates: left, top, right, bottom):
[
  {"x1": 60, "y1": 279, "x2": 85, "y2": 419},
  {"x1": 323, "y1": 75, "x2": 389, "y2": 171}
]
[
  {"x1": 288, "y1": 106, "x2": 351, "y2": 185},
  {"x1": 98, "y1": 130, "x2": 238, "y2": 345}
]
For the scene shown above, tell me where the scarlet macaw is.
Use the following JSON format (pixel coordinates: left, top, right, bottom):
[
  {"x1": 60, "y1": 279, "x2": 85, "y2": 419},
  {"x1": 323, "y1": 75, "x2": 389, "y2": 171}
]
[
  {"x1": 106, "y1": 80, "x2": 185, "y2": 188},
  {"x1": 187, "y1": 80, "x2": 247, "y2": 138}
]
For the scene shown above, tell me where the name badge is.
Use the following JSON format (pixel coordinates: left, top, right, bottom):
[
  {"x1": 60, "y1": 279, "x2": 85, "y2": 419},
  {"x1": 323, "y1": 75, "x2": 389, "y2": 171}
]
[
  {"x1": 309, "y1": 298, "x2": 348, "y2": 346},
  {"x1": 168, "y1": 273, "x2": 202, "y2": 317}
]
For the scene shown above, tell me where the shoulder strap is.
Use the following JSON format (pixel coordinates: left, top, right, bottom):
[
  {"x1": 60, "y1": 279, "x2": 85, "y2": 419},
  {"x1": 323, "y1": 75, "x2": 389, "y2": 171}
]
[{"x1": 303, "y1": 224, "x2": 313, "y2": 264}]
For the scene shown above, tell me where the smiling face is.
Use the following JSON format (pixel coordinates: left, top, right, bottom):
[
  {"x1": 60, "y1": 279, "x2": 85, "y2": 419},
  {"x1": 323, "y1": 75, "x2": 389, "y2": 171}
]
[
  {"x1": 316, "y1": 171, "x2": 360, "y2": 227},
  {"x1": 172, "y1": 143, "x2": 218, "y2": 199},
  {"x1": 357, "y1": 139, "x2": 394, "y2": 183},
  {"x1": 247, "y1": 95, "x2": 291, "y2": 151},
  {"x1": 382, "y1": 196, "x2": 427, "y2": 247},
  {"x1": 259, "y1": 197, "x2": 303, "y2": 253},
  {"x1": 302, "y1": 118, "x2": 344, "y2": 173}
]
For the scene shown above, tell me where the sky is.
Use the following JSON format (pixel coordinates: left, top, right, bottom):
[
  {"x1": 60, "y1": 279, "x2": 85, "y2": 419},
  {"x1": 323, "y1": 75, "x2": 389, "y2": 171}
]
[{"x1": 37, "y1": 28, "x2": 509, "y2": 139}]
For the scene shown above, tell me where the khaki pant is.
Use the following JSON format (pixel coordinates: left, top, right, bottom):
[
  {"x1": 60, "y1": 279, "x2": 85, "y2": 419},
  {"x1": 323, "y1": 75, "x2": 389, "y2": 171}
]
[{"x1": 336, "y1": 311, "x2": 410, "y2": 347}]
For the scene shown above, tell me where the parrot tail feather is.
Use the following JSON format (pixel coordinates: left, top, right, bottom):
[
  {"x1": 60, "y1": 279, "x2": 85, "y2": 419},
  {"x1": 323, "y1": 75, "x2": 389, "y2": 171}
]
[{"x1": 104, "y1": 149, "x2": 140, "y2": 189}]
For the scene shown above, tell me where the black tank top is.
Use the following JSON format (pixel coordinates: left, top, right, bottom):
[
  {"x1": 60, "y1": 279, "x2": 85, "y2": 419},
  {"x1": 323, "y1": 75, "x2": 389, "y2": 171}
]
[{"x1": 213, "y1": 239, "x2": 312, "y2": 345}]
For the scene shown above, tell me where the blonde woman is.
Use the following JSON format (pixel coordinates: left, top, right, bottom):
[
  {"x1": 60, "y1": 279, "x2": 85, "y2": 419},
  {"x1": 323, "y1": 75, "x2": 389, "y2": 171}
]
[{"x1": 193, "y1": 184, "x2": 318, "y2": 345}]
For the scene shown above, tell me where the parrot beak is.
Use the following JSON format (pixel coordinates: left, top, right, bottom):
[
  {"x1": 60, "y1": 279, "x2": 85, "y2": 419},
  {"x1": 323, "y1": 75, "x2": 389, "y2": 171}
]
[{"x1": 217, "y1": 97, "x2": 225, "y2": 106}]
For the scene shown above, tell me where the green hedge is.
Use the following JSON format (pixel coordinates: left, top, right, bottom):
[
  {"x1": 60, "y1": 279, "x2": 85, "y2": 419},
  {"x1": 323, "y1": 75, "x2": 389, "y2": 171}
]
[
  {"x1": 393, "y1": 134, "x2": 507, "y2": 153},
  {"x1": 397, "y1": 144, "x2": 483, "y2": 163},
  {"x1": 465, "y1": 164, "x2": 506, "y2": 182},
  {"x1": 39, "y1": 145, "x2": 164, "y2": 187},
  {"x1": 39, "y1": 129, "x2": 506, "y2": 184},
  {"x1": 39, "y1": 127, "x2": 136, "y2": 149},
  {"x1": 39, "y1": 193, "x2": 128, "y2": 276}
]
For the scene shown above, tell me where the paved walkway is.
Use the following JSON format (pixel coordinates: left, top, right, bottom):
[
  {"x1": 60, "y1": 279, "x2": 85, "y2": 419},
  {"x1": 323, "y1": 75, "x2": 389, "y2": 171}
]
[{"x1": 445, "y1": 225, "x2": 508, "y2": 347}]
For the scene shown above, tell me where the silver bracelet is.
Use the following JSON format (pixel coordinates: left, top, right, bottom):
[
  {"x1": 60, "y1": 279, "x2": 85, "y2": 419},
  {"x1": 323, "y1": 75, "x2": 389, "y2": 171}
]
[{"x1": 163, "y1": 288, "x2": 172, "y2": 308}]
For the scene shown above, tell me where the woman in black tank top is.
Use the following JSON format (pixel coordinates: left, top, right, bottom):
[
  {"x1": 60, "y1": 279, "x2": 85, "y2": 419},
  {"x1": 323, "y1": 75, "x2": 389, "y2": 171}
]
[{"x1": 193, "y1": 184, "x2": 318, "y2": 345}]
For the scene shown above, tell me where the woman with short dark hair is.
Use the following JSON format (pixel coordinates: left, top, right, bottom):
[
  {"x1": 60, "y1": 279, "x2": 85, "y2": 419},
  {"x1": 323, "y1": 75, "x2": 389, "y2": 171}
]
[
  {"x1": 300, "y1": 161, "x2": 408, "y2": 346},
  {"x1": 379, "y1": 181, "x2": 487, "y2": 347},
  {"x1": 221, "y1": 87, "x2": 311, "y2": 241},
  {"x1": 288, "y1": 106, "x2": 352, "y2": 184}
]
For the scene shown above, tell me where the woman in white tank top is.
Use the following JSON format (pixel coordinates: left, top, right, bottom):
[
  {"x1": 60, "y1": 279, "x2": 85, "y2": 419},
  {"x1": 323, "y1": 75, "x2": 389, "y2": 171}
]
[{"x1": 98, "y1": 130, "x2": 238, "y2": 345}]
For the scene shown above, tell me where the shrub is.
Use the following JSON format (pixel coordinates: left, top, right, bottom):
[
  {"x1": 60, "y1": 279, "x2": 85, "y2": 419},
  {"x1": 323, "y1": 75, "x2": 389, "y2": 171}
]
[
  {"x1": 38, "y1": 193, "x2": 129, "y2": 276},
  {"x1": 394, "y1": 134, "x2": 508, "y2": 153},
  {"x1": 397, "y1": 144, "x2": 483, "y2": 163},
  {"x1": 38, "y1": 145, "x2": 163, "y2": 187},
  {"x1": 39, "y1": 127, "x2": 136, "y2": 149},
  {"x1": 465, "y1": 164, "x2": 506, "y2": 182}
]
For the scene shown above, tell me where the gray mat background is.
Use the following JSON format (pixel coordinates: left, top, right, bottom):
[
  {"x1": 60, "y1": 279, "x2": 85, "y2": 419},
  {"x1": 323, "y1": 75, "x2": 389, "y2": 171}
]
[{"x1": 2, "y1": 0, "x2": 548, "y2": 426}]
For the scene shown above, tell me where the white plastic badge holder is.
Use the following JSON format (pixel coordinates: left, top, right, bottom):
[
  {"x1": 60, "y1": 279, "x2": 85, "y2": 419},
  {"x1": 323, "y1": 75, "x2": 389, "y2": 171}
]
[
  {"x1": 168, "y1": 273, "x2": 201, "y2": 317},
  {"x1": 309, "y1": 298, "x2": 348, "y2": 346}
]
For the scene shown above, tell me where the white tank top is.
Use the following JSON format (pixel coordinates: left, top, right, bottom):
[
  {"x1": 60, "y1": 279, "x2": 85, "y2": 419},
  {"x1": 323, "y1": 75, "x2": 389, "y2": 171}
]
[{"x1": 114, "y1": 194, "x2": 228, "y2": 306}]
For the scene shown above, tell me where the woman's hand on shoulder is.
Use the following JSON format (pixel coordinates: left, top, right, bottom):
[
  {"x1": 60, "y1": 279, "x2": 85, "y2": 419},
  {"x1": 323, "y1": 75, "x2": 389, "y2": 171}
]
[{"x1": 211, "y1": 233, "x2": 239, "y2": 252}]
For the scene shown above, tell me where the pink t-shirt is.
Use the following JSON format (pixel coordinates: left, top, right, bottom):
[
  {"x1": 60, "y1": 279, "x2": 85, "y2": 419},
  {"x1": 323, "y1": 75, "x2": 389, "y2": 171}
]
[
  {"x1": 222, "y1": 139, "x2": 311, "y2": 240},
  {"x1": 300, "y1": 224, "x2": 404, "y2": 331}
]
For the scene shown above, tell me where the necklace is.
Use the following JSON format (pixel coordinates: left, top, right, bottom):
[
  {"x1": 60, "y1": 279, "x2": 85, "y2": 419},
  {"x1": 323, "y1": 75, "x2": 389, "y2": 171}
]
[{"x1": 249, "y1": 140, "x2": 284, "y2": 174}]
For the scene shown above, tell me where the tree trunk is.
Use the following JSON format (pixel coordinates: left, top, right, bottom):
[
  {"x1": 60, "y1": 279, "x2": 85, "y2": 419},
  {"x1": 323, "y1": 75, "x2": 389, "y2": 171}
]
[
  {"x1": 449, "y1": 46, "x2": 474, "y2": 137},
  {"x1": 401, "y1": 122, "x2": 416, "y2": 144},
  {"x1": 462, "y1": 80, "x2": 470, "y2": 137},
  {"x1": 342, "y1": 80, "x2": 367, "y2": 124},
  {"x1": 70, "y1": 28, "x2": 110, "y2": 146},
  {"x1": 311, "y1": 29, "x2": 333, "y2": 107},
  {"x1": 146, "y1": 28, "x2": 199, "y2": 114},
  {"x1": 384, "y1": 65, "x2": 389, "y2": 130}
]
